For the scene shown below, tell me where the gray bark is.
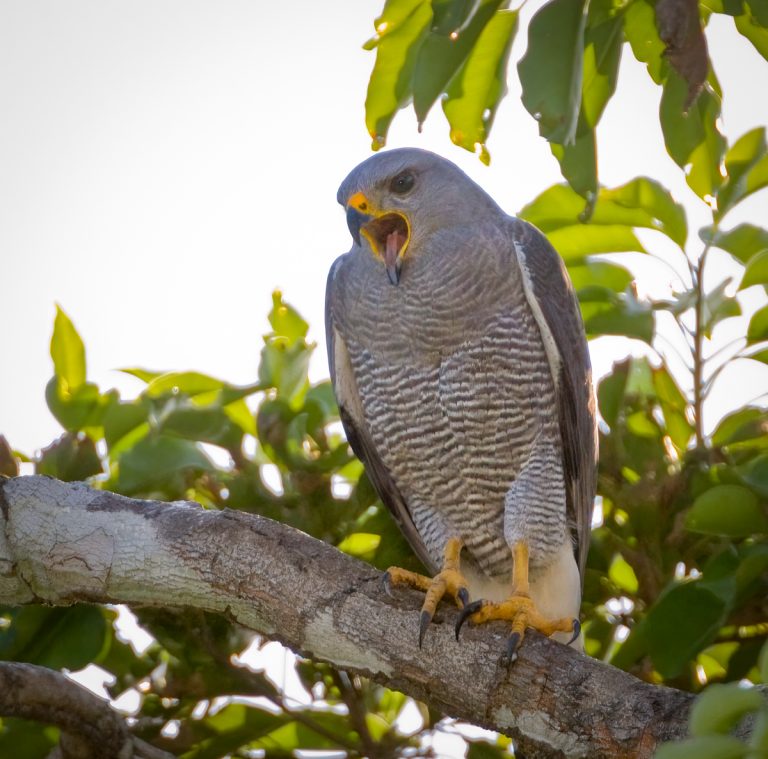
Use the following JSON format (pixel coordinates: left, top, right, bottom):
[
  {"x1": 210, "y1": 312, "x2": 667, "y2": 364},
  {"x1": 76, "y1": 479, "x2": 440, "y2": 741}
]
[
  {"x1": 0, "y1": 661, "x2": 173, "y2": 759},
  {"x1": 0, "y1": 475, "x2": 698, "y2": 758}
]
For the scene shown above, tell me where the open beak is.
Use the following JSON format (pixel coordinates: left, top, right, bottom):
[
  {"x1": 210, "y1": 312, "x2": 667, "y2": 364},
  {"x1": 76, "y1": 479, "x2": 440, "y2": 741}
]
[
  {"x1": 345, "y1": 192, "x2": 410, "y2": 286},
  {"x1": 346, "y1": 205, "x2": 370, "y2": 248}
]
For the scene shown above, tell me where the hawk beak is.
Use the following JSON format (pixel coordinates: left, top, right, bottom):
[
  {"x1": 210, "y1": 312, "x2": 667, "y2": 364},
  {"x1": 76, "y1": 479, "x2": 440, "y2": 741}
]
[
  {"x1": 345, "y1": 191, "x2": 410, "y2": 287},
  {"x1": 346, "y1": 205, "x2": 371, "y2": 248},
  {"x1": 346, "y1": 191, "x2": 373, "y2": 247}
]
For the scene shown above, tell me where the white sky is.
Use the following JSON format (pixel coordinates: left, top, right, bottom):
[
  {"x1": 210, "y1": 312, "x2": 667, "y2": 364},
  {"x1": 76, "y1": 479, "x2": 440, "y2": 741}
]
[{"x1": 1, "y1": 1, "x2": 767, "y2": 455}]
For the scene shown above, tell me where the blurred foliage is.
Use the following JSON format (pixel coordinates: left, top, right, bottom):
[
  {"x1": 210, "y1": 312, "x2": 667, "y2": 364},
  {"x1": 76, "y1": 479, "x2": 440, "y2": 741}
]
[
  {"x1": 2, "y1": 1, "x2": 768, "y2": 757},
  {"x1": 363, "y1": 0, "x2": 768, "y2": 210}
]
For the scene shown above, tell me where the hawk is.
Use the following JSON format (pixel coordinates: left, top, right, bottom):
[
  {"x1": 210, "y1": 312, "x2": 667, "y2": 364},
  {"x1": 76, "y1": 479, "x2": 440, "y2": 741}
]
[{"x1": 326, "y1": 148, "x2": 597, "y2": 657}]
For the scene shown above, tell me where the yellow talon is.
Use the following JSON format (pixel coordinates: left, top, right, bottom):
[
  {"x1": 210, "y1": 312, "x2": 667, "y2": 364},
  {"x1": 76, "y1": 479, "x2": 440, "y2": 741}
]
[
  {"x1": 383, "y1": 537, "x2": 470, "y2": 646},
  {"x1": 454, "y1": 541, "x2": 580, "y2": 660}
]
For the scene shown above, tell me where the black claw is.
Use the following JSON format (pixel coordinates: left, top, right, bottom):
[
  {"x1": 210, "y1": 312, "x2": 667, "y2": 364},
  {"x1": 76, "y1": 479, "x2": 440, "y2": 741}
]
[
  {"x1": 455, "y1": 599, "x2": 484, "y2": 641},
  {"x1": 382, "y1": 571, "x2": 394, "y2": 598},
  {"x1": 418, "y1": 610, "x2": 432, "y2": 648},
  {"x1": 567, "y1": 618, "x2": 581, "y2": 646},
  {"x1": 505, "y1": 632, "x2": 521, "y2": 663},
  {"x1": 457, "y1": 587, "x2": 470, "y2": 608}
]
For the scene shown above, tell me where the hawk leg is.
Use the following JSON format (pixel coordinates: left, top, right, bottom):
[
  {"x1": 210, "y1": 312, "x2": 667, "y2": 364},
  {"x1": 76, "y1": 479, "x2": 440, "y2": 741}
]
[
  {"x1": 383, "y1": 537, "x2": 470, "y2": 647},
  {"x1": 455, "y1": 541, "x2": 580, "y2": 661}
]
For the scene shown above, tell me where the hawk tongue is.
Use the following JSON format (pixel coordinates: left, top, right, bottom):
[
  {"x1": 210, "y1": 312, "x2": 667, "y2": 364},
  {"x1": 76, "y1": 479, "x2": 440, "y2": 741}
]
[
  {"x1": 384, "y1": 230, "x2": 404, "y2": 285},
  {"x1": 385, "y1": 230, "x2": 401, "y2": 269}
]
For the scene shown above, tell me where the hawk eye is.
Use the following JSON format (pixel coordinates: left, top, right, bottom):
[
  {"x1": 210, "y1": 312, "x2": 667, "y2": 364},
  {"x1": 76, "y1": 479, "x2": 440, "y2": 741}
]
[{"x1": 390, "y1": 172, "x2": 415, "y2": 195}]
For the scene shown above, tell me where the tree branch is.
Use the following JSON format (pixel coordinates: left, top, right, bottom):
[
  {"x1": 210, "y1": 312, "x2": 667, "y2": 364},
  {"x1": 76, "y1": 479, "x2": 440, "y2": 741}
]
[
  {"x1": 0, "y1": 475, "x2": 698, "y2": 758},
  {"x1": 0, "y1": 661, "x2": 173, "y2": 759}
]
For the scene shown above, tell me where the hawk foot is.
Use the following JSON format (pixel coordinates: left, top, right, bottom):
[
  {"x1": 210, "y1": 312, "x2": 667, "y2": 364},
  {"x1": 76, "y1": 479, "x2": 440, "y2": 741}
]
[
  {"x1": 383, "y1": 537, "x2": 469, "y2": 647},
  {"x1": 455, "y1": 594, "x2": 580, "y2": 662}
]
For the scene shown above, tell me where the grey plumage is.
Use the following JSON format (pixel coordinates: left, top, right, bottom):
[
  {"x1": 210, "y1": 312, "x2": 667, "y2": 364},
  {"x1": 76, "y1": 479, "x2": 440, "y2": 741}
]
[{"x1": 326, "y1": 148, "x2": 596, "y2": 620}]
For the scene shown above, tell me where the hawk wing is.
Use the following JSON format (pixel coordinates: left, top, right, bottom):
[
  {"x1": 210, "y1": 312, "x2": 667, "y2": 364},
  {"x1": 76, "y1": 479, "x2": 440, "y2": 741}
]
[
  {"x1": 325, "y1": 255, "x2": 436, "y2": 573},
  {"x1": 508, "y1": 219, "x2": 598, "y2": 582}
]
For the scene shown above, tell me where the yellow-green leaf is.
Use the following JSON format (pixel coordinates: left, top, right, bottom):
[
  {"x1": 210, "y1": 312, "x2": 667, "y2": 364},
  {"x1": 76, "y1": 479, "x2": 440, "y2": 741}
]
[
  {"x1": 741, "y1": 248, "x2": 768, "y2": 288},
  {"x1": 686, "y1": 485, "x2": 768, "y2": 537},
  {"x1": 364, "y1": 0, "x2": 433, "y2": 149},
  {"x1": 609, "y1": 553, "x2": 639, "y2": 593},
  {"x1": 443, "y1": 8, "x2": 519, "y2": 163},
  {"x1": 547, "y1": 224, "x2": 647, "y2": 263},
  {"x1": 51, "y1": 305, "x2": 86, "y2": 390},
  {"x1": 337, "y1": 532, "x2": 381, "y2": 559}
]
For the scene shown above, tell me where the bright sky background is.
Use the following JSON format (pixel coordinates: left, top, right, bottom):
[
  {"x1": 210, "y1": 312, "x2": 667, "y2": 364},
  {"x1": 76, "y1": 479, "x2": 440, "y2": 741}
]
[{"x1": 1, "y1": 3, "x2": 767, "y2": 452}]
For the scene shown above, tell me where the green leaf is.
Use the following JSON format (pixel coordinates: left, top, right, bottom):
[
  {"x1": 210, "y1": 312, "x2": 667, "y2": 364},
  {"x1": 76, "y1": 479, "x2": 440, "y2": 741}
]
[
  {"x1": 304, "y1": 381, "x2": 339, "y2": 421},
  {"x1": 653, "y1": 365, "x2": 693, "y2": 451},
  {"x1": 739, "y1": 453, "x2": 768, "y2": 497},
  {"x1": 223, "y1": 398, "x2": 257, "y2": 437},
  {"x1": 660, "y1": 73, "x2": 727, "y2": 200},
  {"x1": 50, "y1": 305, "x2": 86, "y2": 391},
  {"x1": 259, "y1": 338, "x2": 312, "y2": 405},
  {"x1": 704, "y1": 223, "x2": 768, "y2": 264},
  {"x1": 626, "y1": 355, "x2": 656, "y2": 396},
  {"x1": 747, "y1": 347, "x2": 768, "y2": 365},
  {"x1": 337, "y1": 532, "x2": 381, "y2": 560},
  {"x1": 702, "y1": 279, "x2": 741, "y2": 338},
  {"x1": 412, "y1": 0, "x2": 503, "y2": 127},
  {"x1": 0, "y1": 719, "x2": 57, "y2": 759},
  {"x1": 103, "y1": 399, "x2": 149, "y2": 450},
  {"x1": 582, "y1": 297, "x2": 655, "y2": 343},
  {"x1": 117, "y1": 367, "x2": 163, "y2": 383},
  {"x1": 550, "y1": 127, "x2": 597, "y2": 200},
  {"x1": 748, "y1": 304, "x2": 768, "y2": 343},
  {"x1": 740, "y1": 248, "x2": 768, "y2": 288},
  {"x1": 45, "y1": 377, "x2": 111, "y2": 433},
  {"x1": 520, "y1": 178, "x2": 687, "y2": 246},
  {"x1": 609, "y1": 553, "x2": 639, "y2": 593},
  {"x1": 518, "y1": 0, "x2": 588, "y2": 144},
  {"x1": 269, "y1": 290, "x2": 309, "y2": 343},
  {"x1": 735, "y1": 7, "x2": 768, "y2": 61},
  {"x1": 0, "y1": 436, "x2": 18, "y2": 477},
  {"x1": 569, "y1": 260, "x2": 633, "y2": 292},
  {"x1": 144, "y1": 371, "x2": 225, "y2": 398},
  {"x1": 255, "y1": 716, "x2": 353, "y2": 751},
  {"x1": 690, "y1": 682, "x2": 765, "y2": 736},
  {"x1": 443, "y1": 8, "x2": 519, "y2": 163},
  {"x1": 600, "y1": 177, "x2": 688, "y2": 247},
  {"x1": 645, "y1": 581, "x2": 729, "y2": 678},
  {"x1": 702, "y1": 0, "x2": 749, "y2": 16},
  {"x1": 117, "y1": 434, "x2": 214, "y2": 494},
  {"x1": 547, "y1": 224, "x2": 647, "y2": 262},
  {"x1": 717, "y1": 127, "x2": 768, "y2": 219},
  {"x1": 364, "y1": 0, "x2": 433, "y2": 148},
  {"x1": 745, "y1": 0, "x2": 768, "y2": 26},
  {"x1": 751, "y1": 711, "x2": 768, "y2": 754},
  {"x1": 654, "y1": 735, "x2": 749, "y2": 759},
  {"x1": 624, "y1": 0, "x2": 665, "y2": 83},
  {"x1": 712, "y1": 407, "x2": 768, "y2": 447},
  {"x1": 467, "y1": 740, "x2": 509, "y2": 759},
  {"x1": 36, "y1": 433, "x2": 103, "y2": 481},
  {"x1": 686, "y1": 485, "x2": 768, "y2": 537},
  {"x1": 189, "y1": 705, "x2": 288, "y2": 759},
  {"x1": 0, "y1": 606, "x2": 109, "y2": 670},
  {"x1": 581, "y1": 5, "x2": 623, "y2": 129},
  {"x1": 519, "y1": 183, "x2": 595, "y2": 229},
  {"x1": 160, "y1": 405, "x2": 243, "y2": 450},
  {"x1": 597, "y1": 361, "x2": 629, "y2": 428}
]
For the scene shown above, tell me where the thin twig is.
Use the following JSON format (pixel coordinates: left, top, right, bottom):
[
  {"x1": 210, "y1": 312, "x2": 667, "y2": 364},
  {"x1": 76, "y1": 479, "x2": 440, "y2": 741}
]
[{"x1": 692, "y1": 241, "x2": 713, "y2": 448}]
